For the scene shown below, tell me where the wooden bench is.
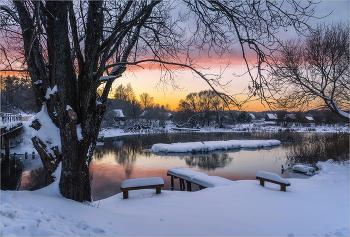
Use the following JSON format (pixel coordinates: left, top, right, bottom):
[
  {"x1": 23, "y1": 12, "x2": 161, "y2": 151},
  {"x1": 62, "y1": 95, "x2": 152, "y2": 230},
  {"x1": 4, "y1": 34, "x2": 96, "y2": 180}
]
[
  {"x1": 256, "y1": 171, "x2": 290, "y2": 192},
  {"x1": 120, "y1": 177, "x2": 164, "y2": 199},
  {"x1": 167, "y1": 167, "x2": 209, "y2": 191},
  {"x1": 167, "y1": 167, "x2": 234, "y2": 191}
]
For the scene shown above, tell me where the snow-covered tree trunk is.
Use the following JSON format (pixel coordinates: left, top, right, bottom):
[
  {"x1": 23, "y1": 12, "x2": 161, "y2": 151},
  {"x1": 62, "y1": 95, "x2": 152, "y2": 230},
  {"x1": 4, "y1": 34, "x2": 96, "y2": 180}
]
[{"x1": 14, "y1": 1, "x2": 105, "y2": 202}]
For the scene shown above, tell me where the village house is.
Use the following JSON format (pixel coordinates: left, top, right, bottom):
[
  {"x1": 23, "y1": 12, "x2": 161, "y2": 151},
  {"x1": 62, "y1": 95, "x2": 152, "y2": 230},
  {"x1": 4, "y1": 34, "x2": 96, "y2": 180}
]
[
  {"x1": 264, "y1": 113, "x2": 278, "y2": 121},
  {"x1": 302, "y1": 116, "x2": 315, "y2": 123}
]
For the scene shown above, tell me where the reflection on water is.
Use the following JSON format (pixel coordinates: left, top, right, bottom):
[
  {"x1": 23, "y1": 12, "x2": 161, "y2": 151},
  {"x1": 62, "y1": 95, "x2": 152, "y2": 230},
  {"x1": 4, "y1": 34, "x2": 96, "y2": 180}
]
[
  {"x1": 19, "y1": 167, "x2": 53, "y2": 191},
  {"x1": 183, "y1": 153, "x2": 232, "y2": 171},
  {"x1": 1, "y1": 158, "x2": 23, "y2": 190},
  {"x1": 89, "y1": 132, "x2": 308, "y2": 200},
  {"x1": 17, "y1": 132, "x2": 325, "y2": 201}
]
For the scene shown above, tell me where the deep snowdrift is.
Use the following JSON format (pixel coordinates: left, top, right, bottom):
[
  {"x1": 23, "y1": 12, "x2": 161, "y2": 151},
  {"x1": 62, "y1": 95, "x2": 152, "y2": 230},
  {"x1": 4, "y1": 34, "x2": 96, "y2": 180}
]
[{"x1": 1, "y1": 160, "x2": 349, "y2": 236}]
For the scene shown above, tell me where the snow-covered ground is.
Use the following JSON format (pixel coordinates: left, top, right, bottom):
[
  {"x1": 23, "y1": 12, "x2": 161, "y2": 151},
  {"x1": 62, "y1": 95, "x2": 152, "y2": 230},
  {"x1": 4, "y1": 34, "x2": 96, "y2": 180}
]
[
  {"x1": 204, "y1": 122, "x2": 349, "y2": 133},
  {"x1": 2, "y1": 116, "x2": 349, "y2": 236},
  {"x1": 1, "y1": 160, "x2": 348, "y2": 236}
]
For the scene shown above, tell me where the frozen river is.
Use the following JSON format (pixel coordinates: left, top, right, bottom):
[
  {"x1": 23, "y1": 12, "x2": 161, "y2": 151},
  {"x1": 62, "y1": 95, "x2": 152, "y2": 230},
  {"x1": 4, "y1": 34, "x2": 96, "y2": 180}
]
[{"x1": 17, "y1": 132, "x2": 321, "y2": 200}]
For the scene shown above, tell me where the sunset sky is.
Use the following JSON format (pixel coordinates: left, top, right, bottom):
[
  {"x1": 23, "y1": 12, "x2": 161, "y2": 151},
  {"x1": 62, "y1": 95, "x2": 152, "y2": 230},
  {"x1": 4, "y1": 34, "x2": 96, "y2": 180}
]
[
  {"x1": 1, "y1": 1, "x2": 349, "y2": 112},
  {"x1": 111, "y1": 1, "x2": 349, "y2": 111}
]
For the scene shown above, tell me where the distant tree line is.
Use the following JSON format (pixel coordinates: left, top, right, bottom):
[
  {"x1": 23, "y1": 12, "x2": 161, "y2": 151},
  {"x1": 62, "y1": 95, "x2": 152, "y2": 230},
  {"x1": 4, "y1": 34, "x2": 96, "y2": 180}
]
[
  {"x1": 100, "y1": 83, "x2": 172, "y2": 128},
  {"x1": 1, "y1": 75, "x2": 38, "y2": 113},
  {"x1": 175, "y1": 90, "x2": 227, "y2": 127}
]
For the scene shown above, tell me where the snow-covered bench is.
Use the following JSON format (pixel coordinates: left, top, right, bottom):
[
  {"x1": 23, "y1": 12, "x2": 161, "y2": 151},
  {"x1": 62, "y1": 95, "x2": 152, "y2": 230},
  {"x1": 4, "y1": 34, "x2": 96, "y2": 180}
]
[
  {"x1": 120, "y1": 177, "x2": 164, "y2": 199},
  {"x1": 167, "y1": 167, "x2": 208, "y2": 191},
  {"x1": 191, "y1": 175, "x2": 234, "y2": 188},
  {"x1": 256, "y1": 171, "x2": 290, "y2": 192},
  {"x1": 167, "y1": 167, "x2": 234, "y2": 191}
]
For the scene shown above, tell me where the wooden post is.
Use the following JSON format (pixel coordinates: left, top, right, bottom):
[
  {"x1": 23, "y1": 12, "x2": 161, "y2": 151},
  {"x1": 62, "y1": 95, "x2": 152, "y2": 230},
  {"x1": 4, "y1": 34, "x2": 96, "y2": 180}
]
[
  {"x1": 281, "y1": 185, "x2": 286, "y2": 192},
  {"x1": 13, "y1": 153, "x2": 17, "y2": 168},
  {"x1": 32, "y1": 152, "x2": 35, "y2": 159},
  {"x1": 25, "y1": 152, "x2": 28, "y2": 159},
  {"x1": 123, "y1": 190, "x2": 129, "y2": 199},
  {"x1": 260, "y1": 180, "x2": 265, "y2": 186},
  {"x1": 156, "y1": 187, "x2": 161, "y2": 194},
  {"x1": 170, "y1": 175, "x2": 174, "y2": 190},
  {"x1": 179, "y1": 178, "x2": 183, "y2": 191},
  {"x1": 5, "y1": 137, "x2": 10, "y2": 161},
  {"x1": 186, "y1": 181, "x2": 192, "y2": 191}
]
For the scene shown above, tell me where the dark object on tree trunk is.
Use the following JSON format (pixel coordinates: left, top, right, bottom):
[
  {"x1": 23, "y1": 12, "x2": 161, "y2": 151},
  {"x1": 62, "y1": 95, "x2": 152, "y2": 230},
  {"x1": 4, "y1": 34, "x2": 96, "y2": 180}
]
[
  {"x1": 67, "y1": 109, "x2": 78, "y2": 121},
  {"x1": 31, "y1": 136, "x2": 61, "y2": 174},
  {"x1": 30, "y1": 119, "x2": 41, "y2": 131}
]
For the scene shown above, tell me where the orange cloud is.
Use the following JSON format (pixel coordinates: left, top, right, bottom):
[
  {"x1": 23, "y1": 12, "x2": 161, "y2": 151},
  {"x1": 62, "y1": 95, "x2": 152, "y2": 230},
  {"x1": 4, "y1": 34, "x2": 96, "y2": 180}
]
[{"x1": 108, "y1": 48, "x2": 258, "y2": 73}]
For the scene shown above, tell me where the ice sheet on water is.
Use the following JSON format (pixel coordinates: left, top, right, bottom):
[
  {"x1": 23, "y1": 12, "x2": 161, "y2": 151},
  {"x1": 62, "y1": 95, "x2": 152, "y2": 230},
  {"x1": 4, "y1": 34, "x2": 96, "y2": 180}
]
[{"x1": 151, "y1": 139, "x2": 281, "y2": 153}]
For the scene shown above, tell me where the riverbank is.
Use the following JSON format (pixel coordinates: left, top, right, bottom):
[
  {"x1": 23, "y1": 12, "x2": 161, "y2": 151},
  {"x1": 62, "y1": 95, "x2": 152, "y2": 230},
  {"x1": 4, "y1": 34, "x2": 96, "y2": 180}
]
[
  {"x1": 1, "y1": 160, "x2": 348, "y2": 236},
  {"x1": 101, "y1": 122, "x2": 349, "y2": 138},
  {"x1": 5, "y1": 117, "x2": 348, "y2": 155}
]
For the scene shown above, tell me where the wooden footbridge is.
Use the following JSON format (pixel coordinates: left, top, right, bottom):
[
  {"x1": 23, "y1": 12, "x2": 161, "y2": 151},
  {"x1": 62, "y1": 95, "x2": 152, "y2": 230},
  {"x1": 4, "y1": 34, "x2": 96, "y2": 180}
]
[{"x1": 1, "y1": 113, "x2": 23, "y2": 160}]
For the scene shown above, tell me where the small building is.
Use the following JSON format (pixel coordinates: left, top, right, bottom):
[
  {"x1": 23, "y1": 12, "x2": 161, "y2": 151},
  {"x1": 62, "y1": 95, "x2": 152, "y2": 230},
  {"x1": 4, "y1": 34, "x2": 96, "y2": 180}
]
[
  {"x1": 140, "y1": 110, "x2": 148, "y2": 118},
  {"x1": 114, "y1": 109, "x2": 126, "y2": 121},
  {"x1": 249, "y1": 113, "x2": 256, "y2": 120},
  {"x1": 302, "y1": 116, "x2": 314, "y2": 123},
  {"x1": 166, "y1": 112, "x2": 174, "y2": 120},
  {"x1": 265, "y1": 113, "x2": 278, "y2": 121}
]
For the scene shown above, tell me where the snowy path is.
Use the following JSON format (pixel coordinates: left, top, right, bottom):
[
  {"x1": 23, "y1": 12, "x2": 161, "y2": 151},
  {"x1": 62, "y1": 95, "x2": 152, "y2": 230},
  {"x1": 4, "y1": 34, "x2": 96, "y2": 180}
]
[{"x1": 1, "y1": 160, "x2": 348, "y2": 236}]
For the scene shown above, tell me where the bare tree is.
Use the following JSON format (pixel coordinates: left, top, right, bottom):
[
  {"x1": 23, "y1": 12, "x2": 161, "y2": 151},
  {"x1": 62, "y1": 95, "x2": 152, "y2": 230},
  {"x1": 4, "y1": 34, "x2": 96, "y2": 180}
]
[
  {"x1": 268, "y1": 23, "x2": 349, "y2": 120},
  {"x1": 177, "y1": 90, "x2": 228, "y2": 126},
  {"x1": 1, "y1": 0, "x2": 318, "y2": 202},
  {"x1": 139, "y1": 92, "x2": 154, "y2": 110}
]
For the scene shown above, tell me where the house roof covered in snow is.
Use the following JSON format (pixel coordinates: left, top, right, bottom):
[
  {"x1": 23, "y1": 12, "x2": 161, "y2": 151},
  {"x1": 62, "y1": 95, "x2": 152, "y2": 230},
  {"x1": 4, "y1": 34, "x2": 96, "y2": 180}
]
[
  {"x1": 140, "y1": 111, "x2": 148, "y2": 117},
  {"x1": 166, "y1": 112, "x2": 174, "y2": 118},
  {"x1": 304, "y1": 116, "x2": 314, "y2": 121},
  {"x1": 114, "y1": 109, "x2": 125, "y2": 117},
  {"x1": 249, "y1": 113, "x2": 256, "y2": 120},
  {"x1": 266, "y1": 113, "x2": 278, "y2": 120}
]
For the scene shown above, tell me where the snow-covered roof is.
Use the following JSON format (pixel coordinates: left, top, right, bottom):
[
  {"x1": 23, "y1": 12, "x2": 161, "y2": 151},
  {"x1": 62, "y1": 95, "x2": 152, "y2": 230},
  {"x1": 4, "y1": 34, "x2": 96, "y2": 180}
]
[
  {"x1": 266, "y1": 113, "x2": 278, "y2": 120},
  {"x1": 140, "y1": 111, "x2": 148, "y2": 117},
  {"x1": 249, "y1": 113, "x2": 256, "y2": 120},
  {"x1": 304, "y1": 116, "x2": 314, "y2": 121},
  {"x1": 114, "y1": 109, "x2": 125, "y2": 117}
]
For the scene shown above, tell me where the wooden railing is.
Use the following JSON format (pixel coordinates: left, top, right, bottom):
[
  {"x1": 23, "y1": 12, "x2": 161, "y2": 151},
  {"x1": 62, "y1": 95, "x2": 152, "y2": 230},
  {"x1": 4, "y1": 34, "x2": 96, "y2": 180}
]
[{"x1": 1, "y1": 113, "x2": 22, "y2": 124}]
